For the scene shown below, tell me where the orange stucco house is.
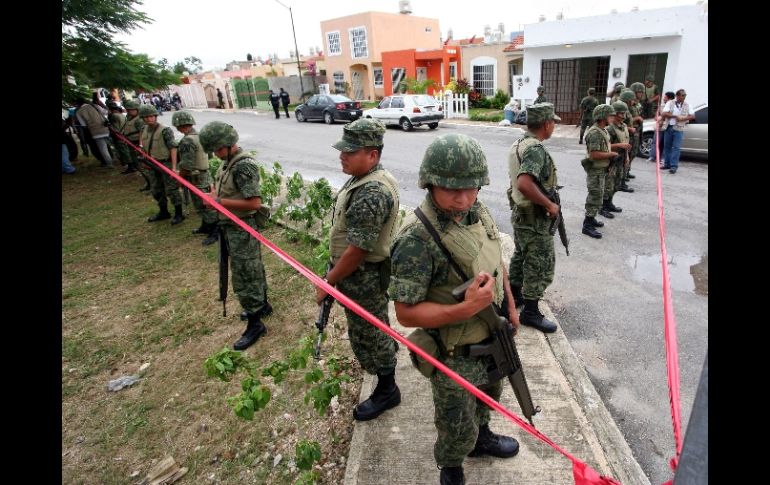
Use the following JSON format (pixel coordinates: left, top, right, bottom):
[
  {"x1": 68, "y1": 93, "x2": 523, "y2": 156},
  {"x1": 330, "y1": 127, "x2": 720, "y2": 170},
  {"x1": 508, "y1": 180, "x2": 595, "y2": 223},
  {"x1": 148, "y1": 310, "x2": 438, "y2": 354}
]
[
  {"x1": 381, "y1": 46, "x2": 461, "y2": 96},
  {"x1": 320, "y1": 11, "x2": 441, "y2": 100}
]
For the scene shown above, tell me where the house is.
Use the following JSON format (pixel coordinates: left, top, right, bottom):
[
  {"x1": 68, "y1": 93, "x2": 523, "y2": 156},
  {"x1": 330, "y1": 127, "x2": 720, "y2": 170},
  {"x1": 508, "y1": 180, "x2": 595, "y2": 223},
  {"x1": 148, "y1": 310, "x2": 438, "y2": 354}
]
[
  {"x1": 458, "y1": 26, "x2": 524, "y2": 98},
  {"x1": 320, "y1": 8, "x2": 441, "y2": 100},
  {"x1": 280, "y1": 54, "x2": 326, "y2": 78},
  {"x1": 380, "y1": 46, "x2": 461, "y2": 96},
  {"x1": 516, "y1": 4, "x2": 708, "y2": 123}
]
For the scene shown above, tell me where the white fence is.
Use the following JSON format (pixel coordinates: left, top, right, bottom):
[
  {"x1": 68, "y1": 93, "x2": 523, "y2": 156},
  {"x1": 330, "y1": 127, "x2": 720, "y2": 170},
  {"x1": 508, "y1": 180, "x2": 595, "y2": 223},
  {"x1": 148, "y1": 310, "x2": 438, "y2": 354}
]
[{"x1": 435, "y1": 90, "x2": 469, "y2": 119}]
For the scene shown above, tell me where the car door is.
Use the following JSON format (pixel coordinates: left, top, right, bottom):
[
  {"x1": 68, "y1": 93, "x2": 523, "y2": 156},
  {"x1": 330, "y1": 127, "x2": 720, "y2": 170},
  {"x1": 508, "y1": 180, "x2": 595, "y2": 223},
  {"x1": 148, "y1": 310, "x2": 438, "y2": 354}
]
[
  {"x1": 304, "y1": 95, "x2": 319, "y2": 119},
  {"x1": 389, "y1": 96, "x2": 405, "y2": 123},
  {"x1": 372, "y1": 97, "x2": 390, "y2": 122},
  {"x1": 683, "y1": 106, "x2": 708, "y2": 154}
]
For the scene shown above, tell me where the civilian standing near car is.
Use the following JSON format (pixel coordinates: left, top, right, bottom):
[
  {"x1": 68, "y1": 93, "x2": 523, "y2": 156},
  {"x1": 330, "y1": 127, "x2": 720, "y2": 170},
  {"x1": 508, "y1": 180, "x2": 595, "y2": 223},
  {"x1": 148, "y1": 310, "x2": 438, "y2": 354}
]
[
  {"x1": 318, "y1": 118, "x2": 402, "y2": 421},
  {"x1": 507, "y1": 103, "x2": 561, "y2": 334},
  {"x1": 269, "y1": 90, "x2": 281, "y2": 119},
  {"x1": 578, "y1": 88, "x2": 599, "y2": 144},
  {"x1": 200, "y1": 122, "x2": 273, "y2": 351},
  {"x1": 581, "y1": 104, "x2": 618, "y2": 239},
  {"x1": 661, "y1": 89, "x2": 694, "y2": 174},
  {"x1": 139, "y1": 104, "x2": 184, "y2": 225},
  {"x1": 279, "y1": 88, "x2": 291, "y2": 118},
  {"x1": 390, "y1": 133, "x2": 521, "y2": 485}
]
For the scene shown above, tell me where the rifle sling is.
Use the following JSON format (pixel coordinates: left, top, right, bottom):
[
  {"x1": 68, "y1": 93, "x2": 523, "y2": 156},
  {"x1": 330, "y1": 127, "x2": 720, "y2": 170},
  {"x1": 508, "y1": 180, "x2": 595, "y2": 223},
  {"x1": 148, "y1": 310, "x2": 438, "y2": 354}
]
[{"x1": 414, "y1": 207, "x2": 469, "y2": 282}]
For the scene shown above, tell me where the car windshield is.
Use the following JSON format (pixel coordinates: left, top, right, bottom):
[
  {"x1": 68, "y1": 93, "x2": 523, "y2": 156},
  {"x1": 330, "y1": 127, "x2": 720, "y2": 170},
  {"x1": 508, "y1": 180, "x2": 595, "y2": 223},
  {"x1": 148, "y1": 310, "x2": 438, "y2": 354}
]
[
  {"x1": 412, "y1": 95, "x2": 437, "y2": 106},
  {"x1": 329, "y1": 95, "x2": 352, "y2": 102}
]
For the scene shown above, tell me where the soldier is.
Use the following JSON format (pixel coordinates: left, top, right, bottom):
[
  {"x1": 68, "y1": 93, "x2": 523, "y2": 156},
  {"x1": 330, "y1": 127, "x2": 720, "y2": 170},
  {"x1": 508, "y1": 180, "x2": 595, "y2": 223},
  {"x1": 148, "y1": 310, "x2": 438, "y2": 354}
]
[
  {"x1": 318, "y1": 118, "x2": 401, "y2": 421},
  {"x1": 120, "y1": 100, "x2": 151, "y2": 190},
  {"x1": 643, "y1": 75, "x2": 661, "y2": 119},
  {"x1": 603, "y1": 101, "x2": 633, "y2": 216},
  {"x1": 581, "y1": 104, "x2": 618, "y2": 239},
  {"x1": 619, "y1": 89, "x2": 641, "y2": 190},
  {"x1": 578, "y1": 88, "x2": 599, "y2": 144},
  {"x1": 139, "y1": 104, "x2": 185, "y2": 225},
  {"x1": 172, "y1": 111, "x2": 219, "y2": 246},
  {"x1": 106, "y1": 101, "x2": 126, "y2": 167},
  {"x1": 200, "y1": 121, "x2": 272, "y2": 350},
  {"x1": 507, "y1": 103, "x2": 561, "y2": 334},
  {"x1": 609, "y1": 82, "x2": 625, "y2": 104},
  {"x1": 534, "y1": 85, "x2": 547, "y2": 104},
  {"x1": 390, "y1": 133, "x2": 520, "y2": 485}
]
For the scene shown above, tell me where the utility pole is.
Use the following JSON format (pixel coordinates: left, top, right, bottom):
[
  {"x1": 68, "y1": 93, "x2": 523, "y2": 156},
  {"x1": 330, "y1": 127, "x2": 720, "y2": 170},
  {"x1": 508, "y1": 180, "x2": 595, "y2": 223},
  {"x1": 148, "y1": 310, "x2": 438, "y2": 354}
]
[{"x1": 274, "y1": 0, "x2": 305, "y2": 102}]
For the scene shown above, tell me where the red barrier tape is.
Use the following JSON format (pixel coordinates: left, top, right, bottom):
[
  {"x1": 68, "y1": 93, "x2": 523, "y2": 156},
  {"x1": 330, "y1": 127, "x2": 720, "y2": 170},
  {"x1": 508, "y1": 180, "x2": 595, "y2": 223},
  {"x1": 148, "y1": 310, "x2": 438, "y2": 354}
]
[
  {"x1": 651, "y1": 112, "x2": 683, "y2": 476},
  {"x1": 112, "y1": 129, "x2": 621, "y2": 484}
]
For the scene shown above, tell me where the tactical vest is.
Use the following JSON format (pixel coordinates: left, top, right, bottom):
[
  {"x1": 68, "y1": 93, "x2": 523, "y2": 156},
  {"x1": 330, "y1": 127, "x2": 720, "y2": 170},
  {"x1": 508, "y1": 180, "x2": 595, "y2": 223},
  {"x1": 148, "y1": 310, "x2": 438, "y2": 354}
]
[
  {"x1": 399, "y1": 199, "x2": 504, "y2": 352},
  {"x1": 507, "y1": 136, "x2": 557, "y2": 215},
  {"x1": 582, "y1": 124, "x2": 611, "y2": 169},
  {"x1": 629, "y1": 104, "x2": 642, "y2": 127},
  {"x1": 122, "y1": 115, "x2": 144, "y2": 142},
  {"x1": 608, "y1": 123, "x2": 630, "y2": 144},
  {"x1": 215, "y1": 150, "x2": 260, "y2": 221},
  {"x1": 109, "y1": 112, "x2": 126, "y2": 131},
  {"x1": 140, "y1": 124, "x2": 170, "y2": 161},
  {"x1": 645, "y1": 85, "x2": 656, "y2": 103},
  {"x1": 183, "y1": 133, "x2": 210, "y2": 171},
  {"x1": 329, "y1": 168, "x2": 400, "y2": 265}
]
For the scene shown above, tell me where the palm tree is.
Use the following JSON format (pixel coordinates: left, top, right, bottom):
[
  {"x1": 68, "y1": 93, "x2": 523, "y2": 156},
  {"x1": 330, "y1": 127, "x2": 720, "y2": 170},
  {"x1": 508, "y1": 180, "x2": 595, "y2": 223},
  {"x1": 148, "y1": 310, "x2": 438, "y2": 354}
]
[{"x1": 398, "y1": 77, "x2": 435, "y2": 94}]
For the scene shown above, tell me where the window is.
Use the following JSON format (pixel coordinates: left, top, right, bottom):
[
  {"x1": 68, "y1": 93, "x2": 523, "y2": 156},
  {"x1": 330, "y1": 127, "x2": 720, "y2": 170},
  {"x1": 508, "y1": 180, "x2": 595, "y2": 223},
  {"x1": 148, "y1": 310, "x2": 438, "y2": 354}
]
[
  {"x1": 391, "y1": 68, "x2": 406, "y2": 93},
  {"x1": 307, "y1": 95, "x2": 319, "y2": 106},
  {"x1": 693, "y1": 106, "x2": 708, "y2": 124},
  {"x1": 333, "y1": 71, "x2": 345, "y2": 94},
  {"x1": 326, "y1": 31, "x2": 341, "y2": 56},
  {"x1": 349, "y1": 26, "x2": 368, "y2": 59},
  {"x1": 391, "y1": 97, "x2": 404, "y2": 109},
  {"x1": 378, "y1": 97, "x2": 391, "y2": 109},
  {"x1": 449, "y1": 62, "x2": 457, "y2": 80},
  {"x1": 373, "y1": 67, "x2": 384, "y2": 88},
  {"x1": 472, "y1": 64, "x2": 495, "y2": 97}
]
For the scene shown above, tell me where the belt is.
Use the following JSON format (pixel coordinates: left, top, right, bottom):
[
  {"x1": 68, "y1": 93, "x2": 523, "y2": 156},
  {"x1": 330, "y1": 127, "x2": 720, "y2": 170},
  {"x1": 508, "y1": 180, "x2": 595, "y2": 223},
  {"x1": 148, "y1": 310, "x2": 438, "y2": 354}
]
[{"x1": 446, "y1": 344, "x2": 472, "y2": 358}]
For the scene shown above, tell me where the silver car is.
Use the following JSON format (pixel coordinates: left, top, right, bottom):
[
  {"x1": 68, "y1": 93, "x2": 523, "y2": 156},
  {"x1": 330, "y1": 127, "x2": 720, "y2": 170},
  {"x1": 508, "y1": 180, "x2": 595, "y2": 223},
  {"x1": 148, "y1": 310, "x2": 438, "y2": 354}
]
[
  {"x1": 363, "y1": 94, "x2": 444, "y2": 131},
  {"x1": 639, "y1": 103, "x2": 708, "y2": 159}
]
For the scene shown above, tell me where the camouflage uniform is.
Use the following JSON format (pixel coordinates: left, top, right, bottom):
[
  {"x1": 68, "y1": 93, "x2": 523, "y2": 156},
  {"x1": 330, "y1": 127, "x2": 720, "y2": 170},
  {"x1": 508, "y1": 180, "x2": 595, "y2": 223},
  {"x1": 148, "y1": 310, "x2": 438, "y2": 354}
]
[
  {"x1": 643, "y1": 75, "x2": 660, "y2": 119},
  {"x1": 619, "y1": 90, "x2": 640, "y2": 185},
  {"x1": 605, "y1": 101, "x2": 630, "y2": 201},
  {"x1": 329, "y1": 119, "x2": 399, "y2": 376},
  {"x1": 609, "y1": 82, "x2": 625, "y2": 104},
  {"x1": 107, "y1": 106, "x2": 127, "y2": 165},
  {"x1": 139, "y1": 105, "x2": 182, "y2": 207},
  {"x1": 173, "y1": 112, "x2": 218, "y2": 235},
  {"x1": 579, "y1": 89, "x2": 599, "y2": 143},
  {"x1": 534, "y1": 86, "x2": 547, "y2": 104},
  {"x1": 582, "y1": 105, "x2": 614, "y2": 219},
  {"x1": 120, "y1": 100, "x2": 150, "y2": 184},
  {"x1": 390, "y1": 134, "x2": 519, "y2": 473}
]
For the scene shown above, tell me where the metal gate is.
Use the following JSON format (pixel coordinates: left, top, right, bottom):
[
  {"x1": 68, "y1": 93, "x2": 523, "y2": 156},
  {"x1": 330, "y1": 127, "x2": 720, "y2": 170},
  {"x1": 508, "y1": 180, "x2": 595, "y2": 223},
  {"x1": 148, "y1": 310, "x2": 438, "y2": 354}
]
[
  {"x1": 627, "y1": 53, "x2": 667, "y2": 90},
  {"x1": 541, "y1": 56, "x2": 609, "y2": 124}
]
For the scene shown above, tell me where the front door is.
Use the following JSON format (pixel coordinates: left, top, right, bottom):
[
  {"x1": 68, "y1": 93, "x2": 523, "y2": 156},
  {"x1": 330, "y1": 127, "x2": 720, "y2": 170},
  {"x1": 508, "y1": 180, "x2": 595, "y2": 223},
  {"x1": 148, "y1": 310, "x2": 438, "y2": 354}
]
[
  {"x1": 352, "y1": 71, "x2": 363, "y2": 100},
  {"x1": 416, "y1": 67, "x2": 427, "y2": 82}
]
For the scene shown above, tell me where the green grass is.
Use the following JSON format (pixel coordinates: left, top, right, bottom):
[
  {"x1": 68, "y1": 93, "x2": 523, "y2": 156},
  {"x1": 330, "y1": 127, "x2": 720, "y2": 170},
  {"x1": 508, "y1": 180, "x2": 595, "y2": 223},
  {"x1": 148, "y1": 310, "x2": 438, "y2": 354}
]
[{"x1": 469, "y1": 108, "x2": 504, "y2": 122}]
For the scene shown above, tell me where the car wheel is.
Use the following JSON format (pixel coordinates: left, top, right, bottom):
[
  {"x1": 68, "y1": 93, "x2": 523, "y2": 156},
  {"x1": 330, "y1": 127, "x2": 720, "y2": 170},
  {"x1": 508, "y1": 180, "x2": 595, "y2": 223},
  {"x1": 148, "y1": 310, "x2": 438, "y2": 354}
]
[
  {"x1": 639, "y1": 132, "x2": 653, "y2": 158},
  {"x1": 296, "y1": 110, "x2": 306, "y2": 122},
  {"x1": 428, "y1": 122, "x2": 439, "y2": 130},
  {"x1": 324, "y1": 112, "x2": 334, "y2": 125},
  {"x1": 400, "y1": 118, "x2": 413, "y2": 132}
]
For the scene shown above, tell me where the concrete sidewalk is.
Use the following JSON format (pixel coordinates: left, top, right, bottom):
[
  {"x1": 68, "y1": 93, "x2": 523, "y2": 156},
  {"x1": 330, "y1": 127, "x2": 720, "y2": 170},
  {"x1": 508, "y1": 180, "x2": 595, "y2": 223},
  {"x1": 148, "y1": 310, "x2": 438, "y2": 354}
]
[{"x1": 343, "y1": 234, "x2": 650, "y2": 485}]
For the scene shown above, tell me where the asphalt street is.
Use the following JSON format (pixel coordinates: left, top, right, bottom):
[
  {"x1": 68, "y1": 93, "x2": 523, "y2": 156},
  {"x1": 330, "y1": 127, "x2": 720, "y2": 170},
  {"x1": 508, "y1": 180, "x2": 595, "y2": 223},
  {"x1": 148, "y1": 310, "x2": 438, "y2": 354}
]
[{"x1": 175, "y1": 109, "x2": 708, "y2": 484}]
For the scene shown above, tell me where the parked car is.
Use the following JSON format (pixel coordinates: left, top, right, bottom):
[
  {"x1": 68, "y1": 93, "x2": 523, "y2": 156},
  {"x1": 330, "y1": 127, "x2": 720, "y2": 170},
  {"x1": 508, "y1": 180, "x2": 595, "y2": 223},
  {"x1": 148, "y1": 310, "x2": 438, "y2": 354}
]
[
  {"x1": 638, "y1": 103, "x2": 708, "y2": 159},
  {"x1": 362, "y1": 94, "x2": 444, "y2": 131},
  {"x1": 294, "y1": 94, "x2": 362, "y2": 124}
]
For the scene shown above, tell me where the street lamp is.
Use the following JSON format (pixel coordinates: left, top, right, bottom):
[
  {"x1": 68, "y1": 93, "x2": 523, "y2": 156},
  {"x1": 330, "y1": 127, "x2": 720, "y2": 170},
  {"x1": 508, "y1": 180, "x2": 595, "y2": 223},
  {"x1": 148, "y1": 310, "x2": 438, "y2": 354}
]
[{"x1": 274, "y1": 0, "x2": 305, "y2": 102}]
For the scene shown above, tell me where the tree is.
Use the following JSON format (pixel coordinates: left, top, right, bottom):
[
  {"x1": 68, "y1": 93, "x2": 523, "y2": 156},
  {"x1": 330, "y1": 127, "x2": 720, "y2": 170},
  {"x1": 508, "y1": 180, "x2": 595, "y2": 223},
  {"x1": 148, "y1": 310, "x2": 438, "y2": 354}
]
[
  {"x1": 398, "y1": 77, "x2": 435, "y2": 94},
  {"x1": 172, "y1": 56, "x2": 202, "y2": 75},
  {"x1": 247, "y1": 53, "x2": 253, "y2": 61},
  {"x1": 61, "y1": 0, "x2": 181, "y2": 104}
]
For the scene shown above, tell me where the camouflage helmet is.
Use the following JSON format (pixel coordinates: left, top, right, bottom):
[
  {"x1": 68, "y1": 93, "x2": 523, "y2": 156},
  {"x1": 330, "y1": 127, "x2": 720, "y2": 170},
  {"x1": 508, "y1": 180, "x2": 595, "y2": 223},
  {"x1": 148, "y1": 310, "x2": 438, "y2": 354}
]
[
  {"x1": 199, "y1": 121, "x2": 239, "y2": 152},
  {"x1": 613, "y1": 82, "x2": 625, "y2": 92},
  {"x1": 587, "y1": 87, "x2": 596, "y2": 95},
  {"x1": 138, "y1": 104, "x2": 159, "y2": 117},
  {"x1": 645, "y1": 75, "x2": 655, "y2": 82},
  {"x1": 123, "y1": 100, "x2": 140, "y2": 110},
  {"x1": 106, "y1": 100, "x2": 120, "y2": 110},
  {"x1": 619, "y1": 90, "x2": 636, "y2": 104},
  {"x1": 630, "y1": 82, "x2": 645, "y2": 93},
  {"x1": 611, "y1": 101, "x2": 628, "y2": 113},
  {"x1": 418, "y1": 133, "x2": 489, "y2": 189},
  {"x1": 592, "y1": 104, "x2": 616, "y2": 121},
  {"x1": 536, "y1": 85, "x2": 545, "y2": 94},
  {"x1": 171, "y1": 111, "x2": 196, "y2": 127}
]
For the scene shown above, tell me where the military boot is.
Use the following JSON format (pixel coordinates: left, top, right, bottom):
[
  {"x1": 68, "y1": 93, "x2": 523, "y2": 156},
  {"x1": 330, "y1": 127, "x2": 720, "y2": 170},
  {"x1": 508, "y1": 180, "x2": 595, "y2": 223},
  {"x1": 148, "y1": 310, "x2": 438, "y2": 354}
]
[
  {"x1": 626, "y1": 172, "x2": 636, "y2": 179},
  {"x1": 353, "y1": 370, "x2": 401, "y2": 421},
  {"x1": 618, "y1": 181, "x2": 635, "y2": 193},
  {"x1": 586, "y1": 215, "x2": 603, "y2": 227},
  {"x1": 511, "y1": 285, "x2": 524, "y2": 309},
  {"x1": 148, "y1": 201, "x2": 171, "y2": 222},
  {"x1": 467, "y1": 424, "x2": 520, "y2": 458},
  {"x1": 240, "y1": 301, "x2": 272, "y2": 321},
  {"x1": 171, "y1": 205, "x2": 186, "y2": 225},
  {"x1": 201, "y1": 226, "x2": 219, "y2": 246},
  {"x1": 139, "y1": 180, "x2": 151, "y2": 192},
  {"x1": 192, "y1": 222, "x2": 209, "y2": 235},
  {"x1": 121, "y1": 164, "x2": 137, "y2": 175},
  {"x1": 519, "y1": 299, "x2": 557, "y2": 333},
  {"x1": 439, "y1": 466, "x2": 465, "y2": 485},
  {"x1": 605, "y1": 196, "x2": 622, "y2": 213},
  {"x1": 598, "y1": 204, "x2": 615, "y2": 219},
  {"x1": 582, "y1": 217, "x2": 603, "y2": 238},
  {"x1": 233, "y1": 313, "x2": 267, "y2": 351}
]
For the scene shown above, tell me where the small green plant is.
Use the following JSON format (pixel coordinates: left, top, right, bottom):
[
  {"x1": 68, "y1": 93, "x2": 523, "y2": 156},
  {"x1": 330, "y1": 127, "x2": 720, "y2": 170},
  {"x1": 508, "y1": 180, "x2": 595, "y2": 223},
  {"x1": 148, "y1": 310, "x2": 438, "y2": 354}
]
[
  {"x1": 209, "y1": 156, "x2": 223, "y2": 179},
  {"x1": 398, "y1": 77, "x2": 436, "y2": 94}
]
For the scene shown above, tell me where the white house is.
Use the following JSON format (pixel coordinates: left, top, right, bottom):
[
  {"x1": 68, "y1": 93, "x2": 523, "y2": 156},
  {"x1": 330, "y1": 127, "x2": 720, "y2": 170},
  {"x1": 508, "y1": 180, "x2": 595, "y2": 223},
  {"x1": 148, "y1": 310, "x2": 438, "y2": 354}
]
[{"x1": 514, "y1": 4, "x2": 708, "y2": 123}]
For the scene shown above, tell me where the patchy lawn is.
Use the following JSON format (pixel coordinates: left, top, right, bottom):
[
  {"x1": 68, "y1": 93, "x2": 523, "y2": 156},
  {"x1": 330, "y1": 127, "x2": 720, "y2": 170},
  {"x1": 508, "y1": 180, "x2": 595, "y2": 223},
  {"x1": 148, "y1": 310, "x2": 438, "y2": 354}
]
[{"x1": 62, "y1": 156, "x2": 362, "y2": 484}]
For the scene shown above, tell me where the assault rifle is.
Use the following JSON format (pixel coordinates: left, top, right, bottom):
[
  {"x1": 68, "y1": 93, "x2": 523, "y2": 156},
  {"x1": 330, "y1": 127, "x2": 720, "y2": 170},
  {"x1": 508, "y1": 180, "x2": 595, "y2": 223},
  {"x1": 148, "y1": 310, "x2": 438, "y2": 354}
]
[{"x1": 540, "y1": 185, "x2": 569, "y2": 256}]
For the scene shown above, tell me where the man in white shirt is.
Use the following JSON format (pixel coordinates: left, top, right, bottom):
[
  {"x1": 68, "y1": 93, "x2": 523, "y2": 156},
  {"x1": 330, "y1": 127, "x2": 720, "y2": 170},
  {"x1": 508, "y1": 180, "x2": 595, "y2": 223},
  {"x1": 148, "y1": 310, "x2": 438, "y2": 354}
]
[{"x1": 660, "y1": 89, "x2": 695, "y2": 174}]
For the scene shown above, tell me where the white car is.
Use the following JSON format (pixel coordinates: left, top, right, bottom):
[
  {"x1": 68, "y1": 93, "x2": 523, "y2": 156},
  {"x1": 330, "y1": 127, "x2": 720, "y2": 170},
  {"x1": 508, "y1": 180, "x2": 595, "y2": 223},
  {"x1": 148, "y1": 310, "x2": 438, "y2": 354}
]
[{"x1": 363, "y1": 94, "x2": 444, "y2": 131}]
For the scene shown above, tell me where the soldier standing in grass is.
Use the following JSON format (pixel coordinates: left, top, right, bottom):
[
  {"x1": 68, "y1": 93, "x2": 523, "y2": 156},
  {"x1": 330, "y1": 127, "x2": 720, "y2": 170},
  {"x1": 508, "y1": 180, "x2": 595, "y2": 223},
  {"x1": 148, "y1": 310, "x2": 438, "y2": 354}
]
[
  {"x1": 390, "y1": 133, "x2": 520, "y2": 485},
  {"x1": 139, "y1": 104, "x2": 184, "y2": 225},
  {"x1": 317, "y1": 118, "x2": 402, "y2": 421},
  {"x1": 172, "y1": 111, "x2": 219, "y2": 246},
  {"x1": 119, "y1": 100, "x2": 151, "y2": 190},
  {"x1": 200, "y1": 122, "x2": 272, "y2": 351}
]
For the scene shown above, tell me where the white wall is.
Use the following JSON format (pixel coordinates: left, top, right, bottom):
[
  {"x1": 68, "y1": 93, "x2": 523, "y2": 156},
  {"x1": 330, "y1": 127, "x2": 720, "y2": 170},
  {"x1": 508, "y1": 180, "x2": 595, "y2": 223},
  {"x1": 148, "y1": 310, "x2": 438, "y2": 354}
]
[{"x1": 518, "y1": 5, "x2": 708, "y2": 107}]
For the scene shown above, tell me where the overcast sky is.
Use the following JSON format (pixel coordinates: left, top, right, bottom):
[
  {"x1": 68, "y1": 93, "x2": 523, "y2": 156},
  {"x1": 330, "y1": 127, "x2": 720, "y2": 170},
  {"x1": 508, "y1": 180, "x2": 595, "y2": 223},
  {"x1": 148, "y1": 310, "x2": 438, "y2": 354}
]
[{"x1": 115, "y1": 0, "x2": 700, "y2": 71}]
